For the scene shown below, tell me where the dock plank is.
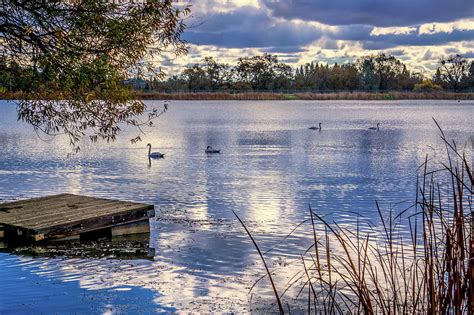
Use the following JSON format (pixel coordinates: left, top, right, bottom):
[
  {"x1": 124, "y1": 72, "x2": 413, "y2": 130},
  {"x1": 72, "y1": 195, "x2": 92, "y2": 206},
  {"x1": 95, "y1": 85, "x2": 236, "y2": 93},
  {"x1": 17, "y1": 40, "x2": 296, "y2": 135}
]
[
  {"x1": 5, "y1": 200, "x2": 122, "y2": 225},
  {"x1": 0, "y1": 194, "x2": 154, "y2": 242},
  {"x1": 29, "y1": 203, "x2": 150, "y2": 229},
  {"x1": 0, "y1": 194, "x2": 83, "y2": 219}
]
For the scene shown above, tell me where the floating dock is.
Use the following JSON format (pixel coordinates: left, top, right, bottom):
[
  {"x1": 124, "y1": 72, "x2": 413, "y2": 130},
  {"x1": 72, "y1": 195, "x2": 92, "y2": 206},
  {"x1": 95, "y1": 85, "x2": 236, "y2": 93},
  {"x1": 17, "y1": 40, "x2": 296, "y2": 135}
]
[{"x1": 0, "y1": 194, "x2": 155, "y2": 243}]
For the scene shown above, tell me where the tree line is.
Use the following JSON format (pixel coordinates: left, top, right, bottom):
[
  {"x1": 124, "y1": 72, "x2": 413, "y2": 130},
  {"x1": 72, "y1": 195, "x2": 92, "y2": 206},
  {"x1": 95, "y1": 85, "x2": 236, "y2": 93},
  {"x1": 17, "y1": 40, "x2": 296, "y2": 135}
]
[
  {"x1": 2, "y1": 53, "x2": 474, "y2": 96},
  {"x1": 129, "y1": 53, "x2": 473, "y2": 93}
]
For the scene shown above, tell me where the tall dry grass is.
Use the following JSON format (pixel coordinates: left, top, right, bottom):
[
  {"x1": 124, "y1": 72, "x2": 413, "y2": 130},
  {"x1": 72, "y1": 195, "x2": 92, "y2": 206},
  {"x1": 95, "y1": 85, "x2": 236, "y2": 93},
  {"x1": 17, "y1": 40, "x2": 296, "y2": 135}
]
[
  {"x1": 3, "y1": 90, "x2": 473, "y2": 101},
  {"x1": 138, "y1": 91, "x2": 474, "y2": 101},
  {"x1": 237, "y1": 120, "x2": 473, "y2": 314}
]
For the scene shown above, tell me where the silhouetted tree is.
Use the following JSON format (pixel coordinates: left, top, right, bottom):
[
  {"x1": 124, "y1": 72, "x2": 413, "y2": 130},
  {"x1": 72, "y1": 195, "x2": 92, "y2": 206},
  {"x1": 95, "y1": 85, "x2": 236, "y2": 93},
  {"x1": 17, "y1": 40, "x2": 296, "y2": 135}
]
[
  {"x1": 235, "y1": 54, "x2": 292, "y2": 90},
  {"x1": 436, "y1": 55, "x2": 470, "y2": 92},
  {"x1": 465, "y1": 61, "x2": 474, "y2": 90}
]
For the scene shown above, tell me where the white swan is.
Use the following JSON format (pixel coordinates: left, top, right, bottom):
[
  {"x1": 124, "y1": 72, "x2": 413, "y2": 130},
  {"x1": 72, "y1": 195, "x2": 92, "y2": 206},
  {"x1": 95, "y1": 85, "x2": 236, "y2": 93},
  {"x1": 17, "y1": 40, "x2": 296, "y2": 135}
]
[
  {"x1": 205, "y1": 145, "x2": 220, "y2": 154},
  {"x1": 147, "y1": 143, "x2": 164, "y2": 158},
  {"x1": 309, "y1": 123, "x2": 322, "y2": 130},
  {"x1": 368, "y1": 123, "x2": 380, "y2": 131}
]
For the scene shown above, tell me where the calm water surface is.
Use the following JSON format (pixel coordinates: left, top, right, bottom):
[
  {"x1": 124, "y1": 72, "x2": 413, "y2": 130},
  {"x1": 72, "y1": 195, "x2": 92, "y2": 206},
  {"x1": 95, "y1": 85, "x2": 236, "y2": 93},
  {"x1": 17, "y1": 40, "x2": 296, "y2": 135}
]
[{"x1": 0, "y1": 100, "x2": 472, "y2": 313}]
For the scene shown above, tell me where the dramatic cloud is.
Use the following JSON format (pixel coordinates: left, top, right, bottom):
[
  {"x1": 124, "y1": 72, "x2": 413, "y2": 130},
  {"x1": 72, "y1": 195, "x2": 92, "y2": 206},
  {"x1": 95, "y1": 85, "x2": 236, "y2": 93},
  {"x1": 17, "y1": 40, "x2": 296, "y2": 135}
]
[
  {"x1": 160, "y1": 0, "x2": 474, "y2": 75},
  {"x1": 261, "y1": 0, "x2": 474, "y2": 27},
  {"x1": 182, "y1": 6, "x2": 324, "y2": 49}
]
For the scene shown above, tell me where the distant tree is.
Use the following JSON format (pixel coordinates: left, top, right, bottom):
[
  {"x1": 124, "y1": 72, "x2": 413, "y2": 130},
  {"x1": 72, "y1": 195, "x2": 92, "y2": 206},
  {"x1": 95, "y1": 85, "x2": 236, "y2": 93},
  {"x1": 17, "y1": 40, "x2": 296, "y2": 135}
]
[
  {"x1": 181, "y1": 65, "x2": 210, "y2": 92},
  {"x1": 166, "y1": 75, "x2": 188, "y2": 92},
  {"x1": 357, "y1": 53, "x2": 417, "y2": 91},
  {"x1": 340, "y1": 63, "x2": 360, "y2": 91},
  {"x1": 329, "y1": 63, "x2": 343, "y2": 90},
  {"x1": 201, "y1": 57, "x2": 233, "y2": 91},
  {"x1": 465, "y1": 61, "x2": 474, "y2": 90},
  {"x1": 358, "y1": 58, "x2": 378, "y2": 91},
  {"x1": 413, "y1": 79, "x2": 442, "y2": 92},
  {"x1": 1, "y1": 1, "x2": 189, "y2": 149},
  {"x1": 272, "y1": 62, "x2": 293, "y2": 90},
  {"x1": 433, "y1": 68, "x2": 444, "y2": 86},
  {"x1": 436, "y1": 55, "x2": 470, "y2": 92},
  {"x1": 373, "y1": 53, "x2": 404, "y2": 90},
  {"x1": 235, "y1": 54, "x2": 292, "y2": 91}
]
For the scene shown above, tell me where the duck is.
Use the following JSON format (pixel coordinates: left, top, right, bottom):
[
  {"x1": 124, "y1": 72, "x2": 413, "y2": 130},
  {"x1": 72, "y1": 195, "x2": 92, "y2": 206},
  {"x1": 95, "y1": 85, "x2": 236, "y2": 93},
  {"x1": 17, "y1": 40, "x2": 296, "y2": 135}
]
[
  {"x1": 308, "y1": 123, "x2": 322, "y2": 130},
  {"x1": 147, "y1": 143, "x2": 165, "y2": 158},
  {"x1": 368, "y1": 123, "x2": 380, "y2": 131},
  {"x1": 205, "y1": 145, "x2": 220, "y2": 154}
]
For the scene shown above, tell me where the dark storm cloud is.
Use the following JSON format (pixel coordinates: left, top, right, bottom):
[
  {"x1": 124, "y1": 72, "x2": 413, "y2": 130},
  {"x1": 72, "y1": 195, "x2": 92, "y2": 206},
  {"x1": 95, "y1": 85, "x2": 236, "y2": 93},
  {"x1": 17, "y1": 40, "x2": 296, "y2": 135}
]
[
  {"x1": 262, "y1": 0, "x2": 474, "y2": 27},
  {"x1": 183, "y1": 6, "x2": 323, "y2": 48},
  {"x1": 360, "y1": 29, "x2": 474, "y2": 50},
  {"x1": 180, "y1": 3, "x2": 473, "y2": 59},
  {"x1": 262, "y1": 46, "x2": 307, "y2": 53},
  {"x1": 318, "y1": 24, "x2": 474, "y2": 50}
]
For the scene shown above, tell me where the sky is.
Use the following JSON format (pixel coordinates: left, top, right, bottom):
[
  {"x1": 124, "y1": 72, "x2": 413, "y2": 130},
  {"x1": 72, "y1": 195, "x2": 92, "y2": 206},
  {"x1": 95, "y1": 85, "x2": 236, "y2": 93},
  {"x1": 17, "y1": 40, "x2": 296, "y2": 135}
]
[{"x1": 159, "y1": 0, "x2": 474, "y2": 76}]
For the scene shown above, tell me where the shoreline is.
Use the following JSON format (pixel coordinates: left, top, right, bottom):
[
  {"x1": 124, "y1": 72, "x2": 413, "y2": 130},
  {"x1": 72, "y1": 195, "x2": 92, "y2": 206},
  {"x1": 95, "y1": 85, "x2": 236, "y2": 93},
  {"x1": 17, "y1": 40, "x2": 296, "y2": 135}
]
[
  {"x1": 138, "y1": 91, "x2": 474, "y2": 101},
  {"x1": 2, "y1": 91, "x2": 474, "y2": 101}
]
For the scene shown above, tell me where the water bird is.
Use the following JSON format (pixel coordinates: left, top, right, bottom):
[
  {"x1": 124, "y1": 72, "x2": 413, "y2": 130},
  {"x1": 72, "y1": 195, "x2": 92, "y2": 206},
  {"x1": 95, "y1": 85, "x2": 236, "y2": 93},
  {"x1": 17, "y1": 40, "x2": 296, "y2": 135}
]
[
  {"x1": 147, "y1": 143, "x2": 165, "y2": 158},
  {"x1": 205, "y1": 146, "x2": 220, "y2": 154},
  {"x1": 368, "y1": 123, "x2": 380, "y2": 131},
  {"x1": 308, "y1": 123, "x2": 322, "y2": 130}
]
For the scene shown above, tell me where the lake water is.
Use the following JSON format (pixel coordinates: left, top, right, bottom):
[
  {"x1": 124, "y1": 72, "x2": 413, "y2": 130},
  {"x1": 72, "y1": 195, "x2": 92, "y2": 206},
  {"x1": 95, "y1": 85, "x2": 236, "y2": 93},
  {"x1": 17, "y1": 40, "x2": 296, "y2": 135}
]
[{"x1": 0, "y1": 100, "x2": 472, "y2": 313}]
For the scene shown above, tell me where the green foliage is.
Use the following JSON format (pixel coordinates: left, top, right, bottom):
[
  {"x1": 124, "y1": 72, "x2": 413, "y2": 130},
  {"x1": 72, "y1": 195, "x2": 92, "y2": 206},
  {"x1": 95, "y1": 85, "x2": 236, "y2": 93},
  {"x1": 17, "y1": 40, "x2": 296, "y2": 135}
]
[
  {"x1": 413, "y1": 79, "x2": 442, "y2": 92},
  {"x1": 357, "y1": 53, "x2": 422, "y2": 91},
  {"x1": 1, "y1": 0, "x2": 189, "y2": 150},
  {"x1": 147, "y1": 53, "x2": 435, "y2": 94},
  {"x1": 283, "y1": 94, "x2": 298, "y2": 100},
  {"x1": 234, "y1": 54, "x2": 293, "y2": 91}
]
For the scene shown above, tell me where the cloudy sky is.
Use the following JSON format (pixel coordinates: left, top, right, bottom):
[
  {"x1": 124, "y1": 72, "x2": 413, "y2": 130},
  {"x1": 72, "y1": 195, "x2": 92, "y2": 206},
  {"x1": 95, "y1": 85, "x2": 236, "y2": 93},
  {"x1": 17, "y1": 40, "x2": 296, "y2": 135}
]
[{"x1": 160, "y1": 0, "x2": 474, "y2": 75}]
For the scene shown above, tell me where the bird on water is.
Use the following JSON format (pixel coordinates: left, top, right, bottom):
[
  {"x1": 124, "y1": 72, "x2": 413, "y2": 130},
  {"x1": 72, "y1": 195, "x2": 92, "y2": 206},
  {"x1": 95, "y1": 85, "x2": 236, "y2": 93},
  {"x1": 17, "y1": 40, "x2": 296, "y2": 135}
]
[
  {"x1": 368, "y1": 123, "x2": 380, "y2": 131},
  {"x1": 147, "y1": 143, "x2": 165, "y2": 158},
  {"x1": 205, "y1": 146, "x2": 220, "y2": 154},
  {"x1": 309, "y1": 123, "x2": 322, "y2": 130}
]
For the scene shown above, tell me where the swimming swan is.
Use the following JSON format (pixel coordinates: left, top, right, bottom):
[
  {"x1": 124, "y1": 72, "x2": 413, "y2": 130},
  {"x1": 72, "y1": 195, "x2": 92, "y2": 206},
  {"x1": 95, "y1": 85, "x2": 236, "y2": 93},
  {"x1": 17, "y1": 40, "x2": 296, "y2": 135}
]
[
  {"x1": 309, "y1": 123, "x2": 322, "y2": 130},
  {"x1": 147, "y1": 143, "x2": 165, "y2": 158},
  {"x1": 205, "y1": 146, "x2": 220, "y2": 154},
  {"x1": 368, "y1": 123, "x2": 380, "y2": 131}
]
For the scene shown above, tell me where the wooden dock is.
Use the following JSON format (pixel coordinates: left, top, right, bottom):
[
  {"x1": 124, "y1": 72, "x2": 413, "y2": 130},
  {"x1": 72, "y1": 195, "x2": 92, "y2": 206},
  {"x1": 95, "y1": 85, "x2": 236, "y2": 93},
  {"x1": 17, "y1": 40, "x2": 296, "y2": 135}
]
[{"x1": 0, "y1": 194, "x2": 155, "y2": 243}]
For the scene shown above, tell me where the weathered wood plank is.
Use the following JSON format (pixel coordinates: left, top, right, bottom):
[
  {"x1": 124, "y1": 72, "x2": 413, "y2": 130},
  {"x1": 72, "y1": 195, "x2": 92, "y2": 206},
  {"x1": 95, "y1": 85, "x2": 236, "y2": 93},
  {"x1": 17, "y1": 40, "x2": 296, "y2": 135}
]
[
  {"x1": 36, "y1": 207, "x2": 153, "y2": 240},
  {"x1": 6, "y1": 200, "x2": 124, "y2": 226},
  {"x1": 0, "y1": 195, "x2": 87, "y2": 222},
  {"x1": 0, "y1": 194, "x2": 112, "y2": 220},
  {"x1": 0, "y1": 194, "x2": 154, "y2": 242},
  {"x1": 29, "y1": 203, "x2": 152, "y2": 230}
]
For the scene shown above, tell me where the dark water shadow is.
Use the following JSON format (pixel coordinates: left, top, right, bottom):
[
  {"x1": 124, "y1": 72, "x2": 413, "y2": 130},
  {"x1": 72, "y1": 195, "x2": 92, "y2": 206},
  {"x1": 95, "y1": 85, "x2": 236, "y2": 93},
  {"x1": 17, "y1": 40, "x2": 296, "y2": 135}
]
[{"x1": 1, "y1": 233, "x2": 155, "y2": 260}]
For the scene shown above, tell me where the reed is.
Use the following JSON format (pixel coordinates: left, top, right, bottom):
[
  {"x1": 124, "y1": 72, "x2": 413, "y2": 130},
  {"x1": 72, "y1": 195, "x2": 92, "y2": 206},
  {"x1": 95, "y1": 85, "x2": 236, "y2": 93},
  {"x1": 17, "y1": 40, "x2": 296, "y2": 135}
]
[
  {"x1": 237, "y1": 120, "x2": 473, "y2": 313},
  {"x1": 137, "y1": 91, "x2": 474, "y2": 101},
  {"x1": 3, "y1": 90, "x2": 473, "y2": 101}
]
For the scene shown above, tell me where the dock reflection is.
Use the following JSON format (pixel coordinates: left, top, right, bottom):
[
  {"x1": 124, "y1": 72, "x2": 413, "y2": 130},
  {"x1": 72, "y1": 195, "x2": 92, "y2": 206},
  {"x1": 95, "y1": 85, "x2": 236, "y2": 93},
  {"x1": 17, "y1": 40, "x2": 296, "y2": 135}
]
[{"x1": 1, "y1": 233, "x2": 155, "y2": 260}]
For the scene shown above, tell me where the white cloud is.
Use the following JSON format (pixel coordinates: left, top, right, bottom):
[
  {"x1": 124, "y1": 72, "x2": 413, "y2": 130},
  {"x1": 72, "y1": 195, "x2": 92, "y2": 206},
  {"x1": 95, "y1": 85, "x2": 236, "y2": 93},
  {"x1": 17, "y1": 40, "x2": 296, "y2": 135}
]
[
  {"x1": 370, "y1": 26, "x2": 417, "y2": 36},
  {"x1": 418, "y1": 19, "x2": 474, "y2": 35}
]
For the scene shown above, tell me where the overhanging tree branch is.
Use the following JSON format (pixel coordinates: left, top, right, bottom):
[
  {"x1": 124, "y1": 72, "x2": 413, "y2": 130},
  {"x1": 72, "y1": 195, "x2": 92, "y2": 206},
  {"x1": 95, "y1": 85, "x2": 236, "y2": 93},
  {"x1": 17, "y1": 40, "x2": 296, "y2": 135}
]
[{"x1": 1, "y1": 0, "x2": 189, "y2": 151}]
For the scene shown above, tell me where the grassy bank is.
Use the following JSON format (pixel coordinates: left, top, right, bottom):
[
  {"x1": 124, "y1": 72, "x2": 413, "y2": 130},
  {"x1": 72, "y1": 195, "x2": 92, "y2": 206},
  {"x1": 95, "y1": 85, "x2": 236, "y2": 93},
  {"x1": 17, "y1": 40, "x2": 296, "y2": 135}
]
[
  {"x1": 138, "y1": 91, "x2": 474, "y2": 101},
  {"x1": 3, "y1": 91, "x2": 473, "y2": 101}
]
